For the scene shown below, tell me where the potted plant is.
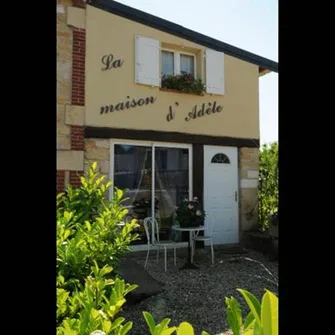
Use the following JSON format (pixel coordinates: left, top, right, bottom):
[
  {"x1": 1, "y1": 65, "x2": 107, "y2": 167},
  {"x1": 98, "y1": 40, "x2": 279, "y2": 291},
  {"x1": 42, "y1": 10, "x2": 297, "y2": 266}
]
[{"x1": 175, "y1": 197, "x2": 206, "y2": 228}]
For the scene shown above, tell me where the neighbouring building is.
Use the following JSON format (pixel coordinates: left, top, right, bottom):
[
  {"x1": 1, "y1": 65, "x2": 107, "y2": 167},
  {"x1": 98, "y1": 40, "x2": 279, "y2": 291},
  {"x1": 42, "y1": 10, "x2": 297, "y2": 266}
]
[{"x1": 57, "y1": 0, "x2": 278, "y2": 249}]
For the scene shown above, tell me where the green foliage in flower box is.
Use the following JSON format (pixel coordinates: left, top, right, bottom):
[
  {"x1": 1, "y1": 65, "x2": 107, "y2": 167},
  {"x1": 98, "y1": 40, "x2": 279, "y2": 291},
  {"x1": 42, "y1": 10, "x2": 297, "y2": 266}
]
[{"x1": 161, "y1": 72, "x2": 205, "y2": 95}]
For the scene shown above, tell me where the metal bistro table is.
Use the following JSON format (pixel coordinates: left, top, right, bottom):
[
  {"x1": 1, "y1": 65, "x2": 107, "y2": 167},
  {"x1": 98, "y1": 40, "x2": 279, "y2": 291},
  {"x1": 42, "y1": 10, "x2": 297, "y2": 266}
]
[{"x1": 172, "y1": 225, "x2": 205, "y2": 270}]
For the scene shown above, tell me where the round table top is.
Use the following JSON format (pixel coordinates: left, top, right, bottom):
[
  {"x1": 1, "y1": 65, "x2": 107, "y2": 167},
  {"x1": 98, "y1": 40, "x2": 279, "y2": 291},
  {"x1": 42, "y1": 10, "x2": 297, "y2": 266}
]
[{"x1": 172, "y1": 225, "x2": 205, "y2": 232}]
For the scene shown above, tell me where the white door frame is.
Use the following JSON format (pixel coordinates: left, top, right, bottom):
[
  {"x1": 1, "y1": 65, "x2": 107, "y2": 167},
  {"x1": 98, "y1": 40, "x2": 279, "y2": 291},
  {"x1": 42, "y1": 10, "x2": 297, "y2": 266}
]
[{"x1": 110, "y1": 139, "x2": 193, "y2": 251}]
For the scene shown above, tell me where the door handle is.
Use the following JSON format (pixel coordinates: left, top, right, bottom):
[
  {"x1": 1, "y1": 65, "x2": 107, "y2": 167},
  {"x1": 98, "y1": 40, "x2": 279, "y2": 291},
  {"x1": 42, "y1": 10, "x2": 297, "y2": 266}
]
[{"x1": 235, "y1": 191, "x2": 238, "y2": 202}]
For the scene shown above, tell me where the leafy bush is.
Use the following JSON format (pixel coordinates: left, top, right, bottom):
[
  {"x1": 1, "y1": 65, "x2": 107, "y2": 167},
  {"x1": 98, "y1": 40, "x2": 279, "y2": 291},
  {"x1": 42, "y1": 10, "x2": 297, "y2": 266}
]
[
  {"x1": 258, "y1": 142, "x2": 278, "y2": 231},
  {"x1": 57, "y1": 162, "x2": 139, "y2": 285},
  {"x1": 161, "y1": 72, "x2": 205, "y2": 95},
  {"x1": 57, "y1": 164, "x2": 112, "y2": 224},
  {"x1": 57, "y1": 263, "x2": 137, "y2": 335},
  {"x1": 225, "y1": 289, "x2": 278, "y2": 335},
  {"x1": 57, "y1": 162, "x2": 139, "y2": 333}
]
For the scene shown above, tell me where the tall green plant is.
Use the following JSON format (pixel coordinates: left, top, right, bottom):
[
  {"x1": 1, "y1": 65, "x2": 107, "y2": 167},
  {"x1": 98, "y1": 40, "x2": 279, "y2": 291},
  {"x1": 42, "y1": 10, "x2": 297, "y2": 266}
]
[
  {"x1": 57, "y1": 162, "x2": 139, "y2": 332},
  {"x1": 57, "y1": 162, "x2": 112, "y2": 223},
  {"x1": 258, "y1": 142, "x2": 278, "y2": 231},
  {"x1": 57, "y1": 162, "x2": 139, "y2": 285}
]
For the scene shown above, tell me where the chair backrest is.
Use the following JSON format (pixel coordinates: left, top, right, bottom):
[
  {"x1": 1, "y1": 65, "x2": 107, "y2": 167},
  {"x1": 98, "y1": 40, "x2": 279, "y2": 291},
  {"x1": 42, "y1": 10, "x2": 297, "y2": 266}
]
[
  {"x1": 205, "y1": 215, "x2": 214, "y2": 237},
  {"x1": 143, "y1": 217, "x2": 160, "y2": 244}
]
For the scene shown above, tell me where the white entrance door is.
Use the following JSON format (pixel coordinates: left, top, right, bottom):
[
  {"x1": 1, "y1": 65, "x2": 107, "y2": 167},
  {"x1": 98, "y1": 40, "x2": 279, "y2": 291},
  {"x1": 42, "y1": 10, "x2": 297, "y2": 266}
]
[{"x1": 204, "y1": 146, "x2": 239, "y2": 245}]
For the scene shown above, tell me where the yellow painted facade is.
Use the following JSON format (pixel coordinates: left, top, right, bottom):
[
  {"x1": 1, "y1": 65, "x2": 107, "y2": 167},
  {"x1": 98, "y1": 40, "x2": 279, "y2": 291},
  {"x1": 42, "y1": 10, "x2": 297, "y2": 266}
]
[{"x1": 85, "y1": 6, "x2": 260, "y2": 139}]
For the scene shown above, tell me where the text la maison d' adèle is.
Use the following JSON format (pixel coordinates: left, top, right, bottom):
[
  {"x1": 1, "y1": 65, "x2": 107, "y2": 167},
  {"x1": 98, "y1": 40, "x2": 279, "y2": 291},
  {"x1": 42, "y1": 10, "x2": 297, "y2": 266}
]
[{"x1": 100, "y1": 96, "x2": 223, "y2": 122}]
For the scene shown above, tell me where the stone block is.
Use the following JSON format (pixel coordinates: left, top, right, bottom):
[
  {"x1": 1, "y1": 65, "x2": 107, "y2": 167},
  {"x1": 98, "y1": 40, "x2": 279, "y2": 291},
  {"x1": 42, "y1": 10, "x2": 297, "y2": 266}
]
[
  {"x1": 57, "y1": 150, "x2": 84, "y2": 171},
  {"x1": 65, "y1": 105, "x2": 85, "y2": 126},
  {"x1": 95, "y1": 139, "x2": 110, "y2": 149},
  {"x1": 57, "y1": 136, "x2": 71, "y2": 150},
  {"x1": 57, "y1": 123, "x2": 71, "y2": 135},
  {"x1": 85, "y1": 147, "x2": 110, "y2": 161}
]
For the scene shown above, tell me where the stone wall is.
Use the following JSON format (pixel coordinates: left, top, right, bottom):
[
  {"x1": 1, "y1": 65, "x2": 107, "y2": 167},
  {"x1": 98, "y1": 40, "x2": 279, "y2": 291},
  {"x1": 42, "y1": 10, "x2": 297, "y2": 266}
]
[
  {"x1": 84, "y1": 139, "x2": 111, "y2": 185},
  {"x1": 57, "y1": 1, "x2": 73, "y2": 152},
  {"x1": 239, "y1": 147, "x2": 260, "y2": 234},
  {"x1": 57, "y1": 0, "x2": 86, "y2": 193}
]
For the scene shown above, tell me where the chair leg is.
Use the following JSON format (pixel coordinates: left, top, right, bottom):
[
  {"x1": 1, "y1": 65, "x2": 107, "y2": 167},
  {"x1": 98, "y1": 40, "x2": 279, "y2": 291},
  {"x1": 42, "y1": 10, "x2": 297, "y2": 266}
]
[
  {"x1": 210, "y1": 240, "x2": 214, "y2": 264},
  {"x1": 164, "y1": 247, "x2": 167, "y2": 272},
  {"x1": 193, "y1": 235, "x2": 197, "y2": 263},
  {"x1": 145, "y1": 246, "x2": 150, "y2": 268},
  {"x1": 156, "y1": 248, "x2": 159, "y2": 263},
  {"x1": 174, "y1": 246, "x2": 176, "y2": 266},
  {"x1": 190, "y1": 232, "x2": 195, "y2": 264}
]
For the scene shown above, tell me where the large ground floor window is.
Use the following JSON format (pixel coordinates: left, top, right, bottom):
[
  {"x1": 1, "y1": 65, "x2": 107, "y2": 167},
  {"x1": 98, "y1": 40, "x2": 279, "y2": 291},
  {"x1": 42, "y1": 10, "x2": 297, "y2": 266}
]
[{"x1": 110, "y1": 140, "x2": 192, "y2": 245}]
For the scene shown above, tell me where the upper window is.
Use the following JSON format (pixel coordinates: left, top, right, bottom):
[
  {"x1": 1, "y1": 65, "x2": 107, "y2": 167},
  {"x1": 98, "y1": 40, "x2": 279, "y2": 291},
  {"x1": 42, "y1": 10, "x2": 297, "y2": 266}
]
[
  {"x1": 211, "y1": 153, "x2": 230, "y2": 164},
  {"x1": 180, "y1": 54, "x2": 195, "y2": 75},
  {"x1": 161, "y1": 50, "x2": 195, "y2": 77},
  {"x1": 162, "y1": 51, "x2": 174, "y2": 76},
  {"x1": 134, "y1": 36, "x2": 225, "y2": 95}
]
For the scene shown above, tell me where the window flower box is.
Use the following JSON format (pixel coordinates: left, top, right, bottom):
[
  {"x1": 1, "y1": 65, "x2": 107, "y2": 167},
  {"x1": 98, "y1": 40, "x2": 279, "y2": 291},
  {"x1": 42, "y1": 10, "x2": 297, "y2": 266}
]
[
  {"x1": 161, "y1": 72, "x2": 205, "y2": 96},
  {"x1": 159, "y1": 87, "x2": 204, "y2": 96}
]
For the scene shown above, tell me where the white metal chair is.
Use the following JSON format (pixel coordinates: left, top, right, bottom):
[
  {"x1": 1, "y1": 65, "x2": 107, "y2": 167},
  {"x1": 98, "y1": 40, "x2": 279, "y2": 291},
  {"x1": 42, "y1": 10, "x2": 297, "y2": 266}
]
[
  {"x1": 143, "y1": 217, "x2": 177, "y2": 272},
  {"x1": 191, "y1": 216, "x2": 215, "y2": 264}
]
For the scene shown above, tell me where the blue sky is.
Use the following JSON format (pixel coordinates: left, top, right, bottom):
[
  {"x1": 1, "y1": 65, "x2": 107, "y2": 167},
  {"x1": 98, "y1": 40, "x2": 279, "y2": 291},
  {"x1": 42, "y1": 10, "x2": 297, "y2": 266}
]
[{"x1": 116, "y1": 0, "x2": 278, "y2": 145}]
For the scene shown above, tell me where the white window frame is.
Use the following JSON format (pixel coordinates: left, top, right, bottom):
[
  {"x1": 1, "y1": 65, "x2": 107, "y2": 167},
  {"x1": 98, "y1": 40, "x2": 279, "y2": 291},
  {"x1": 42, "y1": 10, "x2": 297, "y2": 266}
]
[
  {"x1": 109, "y1": 139, "x2": 193, "y2": 251},
  {"x1": 161, "y1": 48, "x2": 197, "y2": 78}
]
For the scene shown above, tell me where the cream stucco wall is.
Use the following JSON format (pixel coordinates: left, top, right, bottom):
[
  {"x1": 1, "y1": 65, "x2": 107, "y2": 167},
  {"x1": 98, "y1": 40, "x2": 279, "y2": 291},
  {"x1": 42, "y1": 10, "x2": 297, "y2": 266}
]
[{"x1": 85, "y1": 5, "x2": 260, "y2": 139}]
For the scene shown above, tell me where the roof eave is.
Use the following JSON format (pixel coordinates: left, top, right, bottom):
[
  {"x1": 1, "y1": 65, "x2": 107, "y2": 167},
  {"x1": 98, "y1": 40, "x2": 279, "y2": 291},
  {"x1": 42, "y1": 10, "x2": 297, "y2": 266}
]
[
  {"x1": 258, "y1": 67, "x2": 271, "y2": 77},
  {"x1": 87, "y1": 0, "x2": 278, "y2": 73}
]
